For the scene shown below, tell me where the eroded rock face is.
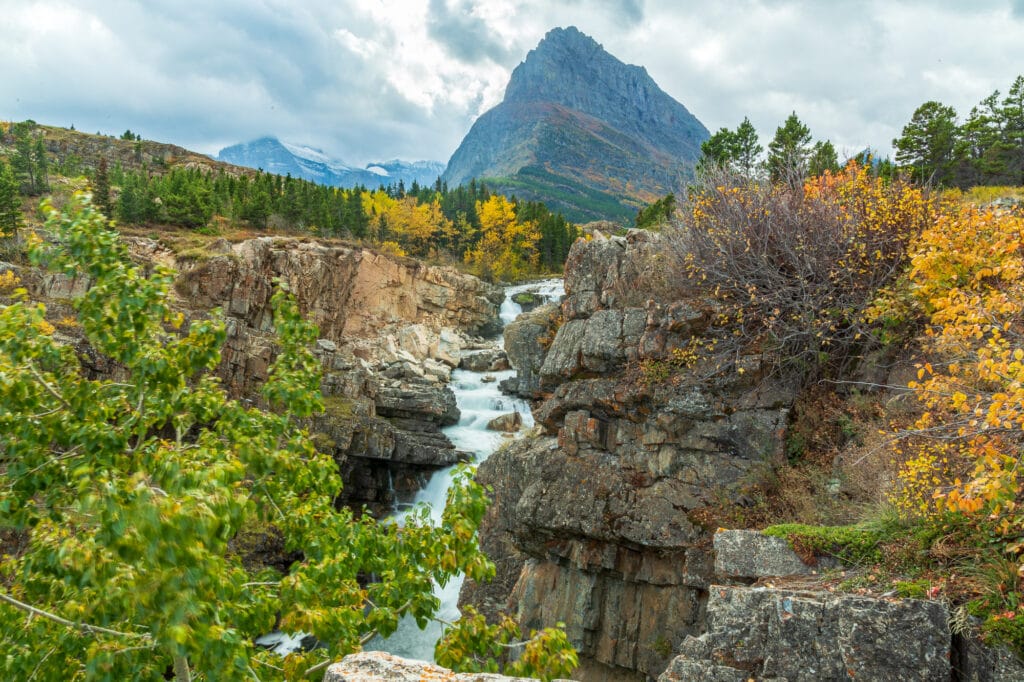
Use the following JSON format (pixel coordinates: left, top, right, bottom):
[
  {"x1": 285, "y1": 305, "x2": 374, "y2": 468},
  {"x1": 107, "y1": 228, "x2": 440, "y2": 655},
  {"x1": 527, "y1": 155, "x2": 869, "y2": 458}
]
[
  {"x1": 169, "y1": 238, "x2": 500, "y2": 507},
  {"x1": 500, "y1": 302, "x2": 560, "y2": 398},
  {"x1": 462, "y1": 231, "x2": 799, "y2": 680},
  {"x1": 23, "y1": 236, "x2": 503, "y2": 513}
]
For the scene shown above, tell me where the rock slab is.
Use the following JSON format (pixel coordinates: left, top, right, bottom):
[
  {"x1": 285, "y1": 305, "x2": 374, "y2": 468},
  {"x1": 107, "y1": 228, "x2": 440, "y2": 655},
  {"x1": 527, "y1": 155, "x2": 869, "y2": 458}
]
[
  {"x1": 325, "y1": 652, "x2": 531, "y2": 681},
  {"x1": 713, "y1": 529, "x2": 816, "y2": 579},
  {"x1": 664, "y1": 585, "x2": 951, "y2": 682}
]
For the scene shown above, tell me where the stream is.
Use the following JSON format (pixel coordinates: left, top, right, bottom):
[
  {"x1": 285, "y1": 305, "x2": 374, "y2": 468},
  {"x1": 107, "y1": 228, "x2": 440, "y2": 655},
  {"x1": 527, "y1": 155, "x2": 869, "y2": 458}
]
[
  {"x1": 368, "y1": 278, "x2": 564, "y2": 661},
  {"x1": 258, "y1": 279, "x2": 564, "y2": 660}
]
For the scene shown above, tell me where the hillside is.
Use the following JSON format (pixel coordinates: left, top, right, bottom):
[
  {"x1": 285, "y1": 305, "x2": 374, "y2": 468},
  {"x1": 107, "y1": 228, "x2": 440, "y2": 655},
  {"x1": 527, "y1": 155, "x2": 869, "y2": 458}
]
[
  {"x1": 442, "y1": 26, "x2": 709, "y2": 223},
  {"x1": 0, "y1": 122, "x2": 256, "y2": 183}
]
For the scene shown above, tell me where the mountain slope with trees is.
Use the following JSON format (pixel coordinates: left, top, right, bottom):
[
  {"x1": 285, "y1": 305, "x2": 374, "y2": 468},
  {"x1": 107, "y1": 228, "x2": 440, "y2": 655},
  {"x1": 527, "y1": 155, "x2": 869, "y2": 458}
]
[{"x1": 0, "y1": 121, "x2": 580, "y2": 282}]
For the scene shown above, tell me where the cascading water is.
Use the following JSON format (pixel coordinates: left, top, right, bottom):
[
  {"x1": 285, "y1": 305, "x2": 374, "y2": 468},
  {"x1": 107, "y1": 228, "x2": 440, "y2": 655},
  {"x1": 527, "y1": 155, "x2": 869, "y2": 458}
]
[
  {"x1": 259, "y1": 279, "x2": 564, "y2": 660},
  {"x1": 369, "y1": 278, "x2": 564, "y2": 661}
]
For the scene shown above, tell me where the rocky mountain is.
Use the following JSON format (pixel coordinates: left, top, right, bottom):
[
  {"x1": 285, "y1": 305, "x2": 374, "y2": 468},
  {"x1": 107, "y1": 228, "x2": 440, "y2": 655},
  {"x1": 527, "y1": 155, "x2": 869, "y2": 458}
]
[
  {"x1": 217, "y1": 136, "x2": 445, "y2": 189},
  {"x1": 442, "y1": 26, "x2": 709, "y2": 223}
]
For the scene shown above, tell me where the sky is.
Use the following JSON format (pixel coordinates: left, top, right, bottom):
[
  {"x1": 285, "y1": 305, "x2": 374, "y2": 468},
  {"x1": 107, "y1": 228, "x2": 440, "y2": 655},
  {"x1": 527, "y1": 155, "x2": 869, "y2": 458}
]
[{"x1": 2, "y1": 0, "x2": 1023, "y2": 167}]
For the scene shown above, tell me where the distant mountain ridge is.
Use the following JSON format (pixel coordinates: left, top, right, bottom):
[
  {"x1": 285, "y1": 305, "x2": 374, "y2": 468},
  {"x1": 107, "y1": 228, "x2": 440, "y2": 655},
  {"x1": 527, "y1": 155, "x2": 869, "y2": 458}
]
[
  {"x1": 442, "y1": 26, "x2": 710, "y2": 222},
  {"x1": 216, "y1": 137, "x2": 445, "y2": 189}
]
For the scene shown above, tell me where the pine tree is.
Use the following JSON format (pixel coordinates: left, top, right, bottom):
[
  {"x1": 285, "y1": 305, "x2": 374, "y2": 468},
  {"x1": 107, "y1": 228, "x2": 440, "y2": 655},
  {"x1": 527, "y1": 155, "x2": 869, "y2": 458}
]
[
  {"x1": 766, "y1": 112, "x2": 813, "y2": 184},
  {"x1": 1002, "y1": 76, "x2": 1024, "y2": 185},
  {"x1": 893, "y1": 101, "x2": 958, "y2": 185},
  {"x1": 32, "y1": 138, "x2": 49, "y2": 193},
  {"x1": 0, "y1": 161, "x2": 23, "y2": 245},
  {"x1": 93, "y1": 157, "x2": 112, "y2": 219},
  {"x1": 733, "y1": 117, "x2": 763, "y2": 177},
  {"x1": 808, "y1": 140, "x2": 840, "y2": 176},
  {"x1": 11, "y1": 122, "x2": 37, "y2": 195}
]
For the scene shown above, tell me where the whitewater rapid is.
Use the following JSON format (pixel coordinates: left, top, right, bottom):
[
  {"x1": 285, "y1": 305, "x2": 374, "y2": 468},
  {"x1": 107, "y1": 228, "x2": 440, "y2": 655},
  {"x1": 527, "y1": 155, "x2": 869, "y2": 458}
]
[{"x1": 371, "y1": 279, "x2": 564, "y2": 661}]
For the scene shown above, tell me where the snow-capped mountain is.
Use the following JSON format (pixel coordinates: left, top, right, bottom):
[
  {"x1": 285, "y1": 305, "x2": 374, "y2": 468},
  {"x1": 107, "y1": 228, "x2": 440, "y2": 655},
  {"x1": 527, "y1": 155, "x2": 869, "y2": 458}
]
[{"x1": 216, "y1": 137, "x2": 445, "y2": 189}]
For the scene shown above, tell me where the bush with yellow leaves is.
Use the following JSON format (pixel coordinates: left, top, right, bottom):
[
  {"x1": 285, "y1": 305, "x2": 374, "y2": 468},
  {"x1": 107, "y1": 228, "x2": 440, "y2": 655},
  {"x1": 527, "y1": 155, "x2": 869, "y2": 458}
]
[{"x1": 668, "y1": 161, "x2": 933, "y2": 382}]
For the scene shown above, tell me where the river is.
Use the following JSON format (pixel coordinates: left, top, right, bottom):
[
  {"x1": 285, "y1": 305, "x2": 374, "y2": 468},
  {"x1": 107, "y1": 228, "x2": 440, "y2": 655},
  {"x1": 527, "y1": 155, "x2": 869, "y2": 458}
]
[
  {"x1": 368, "y1": 278, "x2": 564, "y2": 661},
  {"x1": 258, "y1": 279, "x2": 564, "y2": 660}
]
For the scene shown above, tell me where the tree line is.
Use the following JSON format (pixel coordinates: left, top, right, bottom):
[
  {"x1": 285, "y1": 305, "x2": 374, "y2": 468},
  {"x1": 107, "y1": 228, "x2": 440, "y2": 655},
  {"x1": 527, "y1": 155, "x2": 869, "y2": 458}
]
[
  {"x1": 692, "y1": 74, "x2": 1024, "y2": 193},
  {"x1": 697, "y1": 112, "x2": 844, "y2": 184},
  {"x1": 0, "y1": 121, "x2": 581, "y2": 280},
  {"x1": 892, "y1": 74, "x2": 1024, "y2": 187}
]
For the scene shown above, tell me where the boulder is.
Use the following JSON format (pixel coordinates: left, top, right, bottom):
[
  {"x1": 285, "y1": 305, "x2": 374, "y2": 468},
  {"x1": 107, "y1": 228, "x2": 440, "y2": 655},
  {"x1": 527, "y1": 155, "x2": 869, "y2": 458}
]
[
  {"x1": 325, "y1": 652, "x2": 528, "y2": 681},
  {"x1": 713, "y1": 529, "x2": 818, "y2": 579},
  {"x1": 666, "y1": 585, "x2": 950, "y2": 682},
  {"x1": 460, "y1": 348, "x2": 510, "y2": 372},
  {"x1": 486, "y1": 411, "x2": 523, "y2": 432}
]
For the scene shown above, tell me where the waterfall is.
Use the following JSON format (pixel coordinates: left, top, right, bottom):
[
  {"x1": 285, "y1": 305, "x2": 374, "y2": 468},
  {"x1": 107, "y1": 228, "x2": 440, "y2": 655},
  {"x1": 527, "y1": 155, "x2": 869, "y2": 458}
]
[
  {"x1": 259, "y1": 279, "x2": 564, "y2": 660},
  {"x1": 369, "y1": 278, "x2": 564, "y2": 661}
]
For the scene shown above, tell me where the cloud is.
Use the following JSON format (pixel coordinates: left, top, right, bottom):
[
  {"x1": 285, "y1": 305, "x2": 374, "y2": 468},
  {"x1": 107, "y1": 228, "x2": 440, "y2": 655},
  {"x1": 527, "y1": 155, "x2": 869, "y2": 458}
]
[
  {"x1": 427, "y1": 0, "x2": 515, "y2": 62},
  {"x1": 0, "y1": 0, "x2": 1022, "y2": 165}
]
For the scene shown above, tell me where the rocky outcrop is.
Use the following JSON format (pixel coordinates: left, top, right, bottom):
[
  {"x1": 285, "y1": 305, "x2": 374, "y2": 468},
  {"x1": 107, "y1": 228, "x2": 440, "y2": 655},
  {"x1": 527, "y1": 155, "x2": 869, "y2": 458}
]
[
  {"x1": 173, "y1": 237, "x2": 502, "y2": 356},
  {"x1": 500, "y1": 302, "x2": 560, "y2": 398},
  {"x1": 23, "y1": 234, "x2": 503, "y2": 513},
  {"x1": 462, "y1": 231, "x2": 797, "y2": 680},
  {"x1": 662, "y1": 586, "x2": 951, "y2": 682},
  {"x1": 325, "y1": 651, "x2": 529, "y2": 681},
  {"x1": 170, "y1": 237, "x2": 501, "y2": 508},
  {"x1": 713, "y1": 530, "x2": 824, "y2": 580}
]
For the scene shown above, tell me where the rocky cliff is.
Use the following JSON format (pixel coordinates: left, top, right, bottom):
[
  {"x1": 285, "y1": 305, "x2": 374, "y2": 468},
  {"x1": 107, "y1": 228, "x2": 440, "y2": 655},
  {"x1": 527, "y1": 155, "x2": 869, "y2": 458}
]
[
  {"x1": 441, "y1": 27, "x2": 709, "y2": 223},
  {"x1": 464, "y1": 230, "x2": 1024, "y2": 681},
  {"x1": 462, "y1": 231, "x2": 797, "y2": 680},
  {"x1": 14, "y1": 234, "x2": 503, "y2": 513}
]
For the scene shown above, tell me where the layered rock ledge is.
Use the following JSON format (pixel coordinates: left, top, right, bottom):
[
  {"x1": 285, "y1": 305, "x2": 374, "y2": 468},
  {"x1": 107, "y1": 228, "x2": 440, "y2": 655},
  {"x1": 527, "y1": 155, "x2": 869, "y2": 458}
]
[{"x1": 19, "y1": 235, "x2": 505, "y2": 511}]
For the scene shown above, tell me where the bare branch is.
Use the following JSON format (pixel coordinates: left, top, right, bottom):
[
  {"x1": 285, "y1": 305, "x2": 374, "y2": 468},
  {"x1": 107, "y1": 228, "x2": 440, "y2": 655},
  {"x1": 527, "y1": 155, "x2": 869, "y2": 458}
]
[{"x1": 0, "y1": 591, "x2": 151, "y2": 640}]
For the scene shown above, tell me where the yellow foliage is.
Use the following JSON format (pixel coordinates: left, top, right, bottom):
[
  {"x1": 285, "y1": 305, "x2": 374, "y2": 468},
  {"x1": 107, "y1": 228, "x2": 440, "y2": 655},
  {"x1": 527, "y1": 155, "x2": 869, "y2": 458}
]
[
  {"x1": 464, "y1": 195, "x2": 540, "y2": 282},
  {"x1": 893, "y1": 205, "x2": 1024, "y2": 525},
  {"x1": 377, "y1": 241, "x2": 407, "y2": 258},
  {"x1": 0, "y1": 269, "x2": 19, "y2": 293}
]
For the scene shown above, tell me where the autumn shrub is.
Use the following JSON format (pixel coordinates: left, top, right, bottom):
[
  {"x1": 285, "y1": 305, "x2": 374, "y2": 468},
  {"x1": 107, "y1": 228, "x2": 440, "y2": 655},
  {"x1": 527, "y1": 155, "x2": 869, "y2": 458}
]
[
  {"x1": 891, "y1": 205, "x2": 1024, "y2": 528},
  {"x1": 877, "y1": 204, "x2": 1024, "y2": 655},
  {"x1": 667, "y1": 162, "x2": 933, "y2": 382}
]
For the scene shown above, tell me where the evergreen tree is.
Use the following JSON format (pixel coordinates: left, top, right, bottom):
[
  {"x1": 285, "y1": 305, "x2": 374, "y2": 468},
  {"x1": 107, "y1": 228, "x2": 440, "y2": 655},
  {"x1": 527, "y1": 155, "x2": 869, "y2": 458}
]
[
  {"x1": 0, "y1": 161, "x2": 23, "y2": 245},
  {"x1": 93, "y1": 157, "x2": 113, "y2": 219},
  {"x1": 33, "y1": 138, "x2": 49, "y2": 193},
  {"x1": 1003, "y1": 76, "x2": 1024, "y2": 184},
  {"x1": 11, "y1": 121, "x2": 37, "y2": 195},
  {"x1": 699, "y1": 118, "x2": 762, "y2": 178},
  {"x1": 808, "y1": 140, "x2": 840, "y2": 176},
  {"x1": 733, "y1": 117, "x2": 763, "y2": 177},
  {"x1": 698, "y1": 127, "x2": 738, "y2": 171},
  {"x1": 766, "y1": 112, "x2": 813, "y2": 184},
  {"x1": 953, "y1": 93, "x2": 1006, "y2": 186},
  {"x1": 893, "y1": 100, "x2": 958, "y2": 185}
]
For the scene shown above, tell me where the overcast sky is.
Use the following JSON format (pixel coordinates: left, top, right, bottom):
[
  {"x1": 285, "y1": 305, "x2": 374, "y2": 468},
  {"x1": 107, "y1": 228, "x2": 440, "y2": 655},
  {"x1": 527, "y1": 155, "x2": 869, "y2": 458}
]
[{"x1": 3, "y1": 0, "x2": 1023, "y2": 167}]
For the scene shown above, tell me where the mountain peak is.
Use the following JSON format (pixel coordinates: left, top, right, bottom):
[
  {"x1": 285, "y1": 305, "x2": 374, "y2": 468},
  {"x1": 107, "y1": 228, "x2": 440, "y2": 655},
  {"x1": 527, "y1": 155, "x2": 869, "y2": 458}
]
[
  {"x1": 216, "y1": 138, "x2": 443, "y2": 189},
  {"x1": 442, "y1": 27, "x2": 709, "y2": 221}
]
